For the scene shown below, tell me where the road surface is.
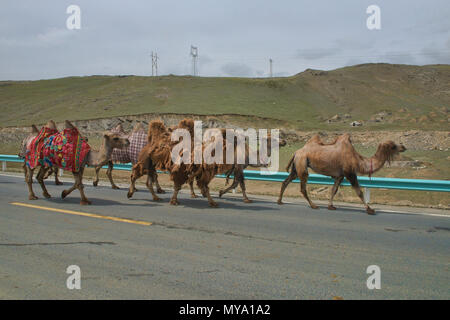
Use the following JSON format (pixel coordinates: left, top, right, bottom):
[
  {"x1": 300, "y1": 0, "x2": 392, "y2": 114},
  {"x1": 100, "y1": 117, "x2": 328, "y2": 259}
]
[{"x1": 0, "y1": 173, "x2": 448, "y2": 299}]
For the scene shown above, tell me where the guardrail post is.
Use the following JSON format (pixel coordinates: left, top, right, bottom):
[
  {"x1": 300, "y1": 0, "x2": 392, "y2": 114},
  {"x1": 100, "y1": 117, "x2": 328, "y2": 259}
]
[
  {"x1": 2, "y1": 161, "x2": 6, "y2": 172},
  {"x1": 59, "y1": 169, "x2": 63, "y2": 177},
  {"x1": 364, "y1": 187, "x2": 371, "y2": 204}
]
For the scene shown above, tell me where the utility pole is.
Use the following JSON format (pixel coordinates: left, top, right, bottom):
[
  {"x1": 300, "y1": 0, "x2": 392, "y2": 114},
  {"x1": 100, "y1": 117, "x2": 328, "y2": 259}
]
[
  {"x1": 190, "y1": 45, "x2": 198, "y2": 76},
  {"x1": 269, "y1": 58, "x2": 273, "y2": 78},
  {"x1": 151, "y1": 51, "x2": 158, "y2": 76}
]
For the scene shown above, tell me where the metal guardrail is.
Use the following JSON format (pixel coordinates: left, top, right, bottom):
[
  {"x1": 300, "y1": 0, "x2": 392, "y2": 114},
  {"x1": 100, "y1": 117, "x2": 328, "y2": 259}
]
[{"x1": 1, "y1": 154, "x2": 449, "y2": 192}]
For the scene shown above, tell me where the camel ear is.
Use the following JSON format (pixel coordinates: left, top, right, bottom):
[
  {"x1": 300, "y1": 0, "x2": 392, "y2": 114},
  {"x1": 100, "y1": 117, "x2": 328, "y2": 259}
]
[
  {"x1": 64, "y1": 120, "x2": 75, "y2": 129},
  {"x1": 31, "y1": 125, "x2": 39, "y2": 134}
]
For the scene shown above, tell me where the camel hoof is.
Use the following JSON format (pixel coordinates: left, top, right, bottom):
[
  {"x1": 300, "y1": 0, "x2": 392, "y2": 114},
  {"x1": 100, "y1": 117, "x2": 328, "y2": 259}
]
[
  {"x1": 29, "y1": 195, "x2": 38, "y2": 200},
  {"x1": 277, "y1": 200, "x2": 283, "y2": 205},
  {"x1": 311, "y1": 205, "x2": 319, "y2": 209},
  {"x1": 127, "y1": 191, "x2": 134, "y2": 199},
  {"x1": 61, "y1": 190, "x2": 68, "y2": 199},
  {"x1": 366, "y1": 208, "x2": 376, "y2": 215},
  {"x1": 209, "y1": 201, "x2": 219, "y2": 208},
  {"x1": 43, "y1": 193, "x2": 51, "y2": 199},
  {"x1": 55, "y1": 181, "x2": 63, "y2": 186},
  {"x1": 243, "y1": 199, "x2": 253, "y2": 203},
  {"x1": 170, "y1": 199, "x2": 179, "y2": 206},
  {"x1": 191, "y1": 194, "x2": 198, "y2": 198},
  {"x1": 328, "y1": 205, "x2": 337, "y2": 210},
  {"x1": 157, "y1": 188, "x2": 165, "y2": 194},
  {"x1": 112, "y1": 185, "x2": 120, "y2": 190},
  {"x1": 93, "y1": 181, "x2": 98, "y2": 187},
  {"x1": 152, "y1": 196, "x2": 162, "y2": 201},
  {"x1": 80, "y1": 200, "x2": 92, "y2": 205}
]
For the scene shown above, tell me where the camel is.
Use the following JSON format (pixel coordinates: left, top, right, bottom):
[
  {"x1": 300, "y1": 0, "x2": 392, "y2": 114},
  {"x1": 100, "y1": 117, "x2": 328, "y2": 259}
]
[
  {"x1": 19, "y1": 122, "x2": 62, "y2": 185},
  {"x1": 218, "y1": 131, "x2": 287, "y2": 203},
  {"x1": 128, "y1": 119, "x2": 232, "y2": 207},
  {"x1": 277, "y1": 133, "x2": 406, "y2": 214},
  {"x1": 25, "y1": 120, "x2": 129, "y2": 205},
  {"x1": 92, "y1": 123, "x2": 165, "y2": 193},
  {"x1": 127, "y1": 119, "x2": 200, "y2": 202}
]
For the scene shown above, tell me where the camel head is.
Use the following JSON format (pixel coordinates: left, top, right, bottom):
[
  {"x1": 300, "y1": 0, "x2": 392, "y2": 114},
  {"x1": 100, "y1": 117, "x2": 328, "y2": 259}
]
[
  {"x1": 377, "y1": 140, "x2": 406, "y2": 164},
  {"x1": 19, "y1": 125, "x2": 39, "y2": 158},
  {"x1": 112, "y1": 123, "x2": 126, "y2": 135},
  {"x1": 103, "y1": 132, "x2": 130, "y2": 150}
]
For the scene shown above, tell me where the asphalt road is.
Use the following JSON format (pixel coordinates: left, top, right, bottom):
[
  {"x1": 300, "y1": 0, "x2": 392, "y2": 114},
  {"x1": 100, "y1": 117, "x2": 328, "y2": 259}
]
[{"x1": 0, "y1": 173, "x2": 449, "y2": 299}]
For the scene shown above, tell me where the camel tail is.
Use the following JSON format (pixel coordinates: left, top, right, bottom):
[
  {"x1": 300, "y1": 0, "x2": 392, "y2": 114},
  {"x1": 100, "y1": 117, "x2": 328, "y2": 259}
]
[{"x1": 285, "y1": 155, "x2": 295, "y2": 172}]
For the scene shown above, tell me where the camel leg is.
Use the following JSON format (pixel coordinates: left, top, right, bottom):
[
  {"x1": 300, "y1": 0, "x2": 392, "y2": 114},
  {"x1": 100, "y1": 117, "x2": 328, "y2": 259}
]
[
  {"x1": 127, "y1": 169, "x2": 143, "y2": 199},
  {"x1": 345, "y1": 173, "x2": 375, "y2": 215},
  {"x1": 106, "y1": 161, "x2": 119, "y2": 189},
  {"x1": 189, "y1": 180, "x2": 198, "y2": 198},
  {"x1": 170, "y1": 183, "x2": 181, "y2": 205},
  {"x1": 277, "y1": 169, "x2": 297, "y2": 205},
  {"x1": 75, "y1": 169, "x2": 91, "y2": 205},
  {"x1": 36, "y1": 167, "x2": 51, "y2": 198},
  {"x1": 145, "y1": 173, "x2": 162, "y2": 201},
  {"x1": 93, "y1": 166, "x2": 101, "y2": 187},
  {"x1": 300, "y1": 173, "x2": 318, "y2": 209},
  {"x1": 26, "y1": 167, "x2": 38, "y2": 200},
  {"x1": 61, "y1": 172, "x2": 79, "y2": 200},
  {"x1": 219, "y1": 175, "x2": 239, "y2": 198},
  {"x1": 328, "y1": 176, "x2": 344, "y2": 210},
  {"x1": 202, "y1": 185, "x2": 218, "y2": 207},
  {"x1": 54, "y1": 169, "x2": 63, "y2": 185},
  {"x1": 153, "y1": 173, "x2": 165, "y2": 194}
]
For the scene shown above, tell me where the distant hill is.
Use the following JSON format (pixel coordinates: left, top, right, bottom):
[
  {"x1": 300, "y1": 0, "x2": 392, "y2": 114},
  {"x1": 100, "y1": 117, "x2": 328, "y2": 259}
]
[{"x1": 0, "y1": 63, "x2": 448, "y2": 130}]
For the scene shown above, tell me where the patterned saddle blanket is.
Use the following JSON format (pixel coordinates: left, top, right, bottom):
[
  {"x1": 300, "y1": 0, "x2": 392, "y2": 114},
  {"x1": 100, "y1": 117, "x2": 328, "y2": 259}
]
[
  {"x1": 111, "y1": 130, "x2": 147, "y2": 165},
  {"x1": 25, "y1": 127, "x2": 58, "y2": 170},
  {"x1": 26, "y1": 127, "x2": 90, "y2": 172}
]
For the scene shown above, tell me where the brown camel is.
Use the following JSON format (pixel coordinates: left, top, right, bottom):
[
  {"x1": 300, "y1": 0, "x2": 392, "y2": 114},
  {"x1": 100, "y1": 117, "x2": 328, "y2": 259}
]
[
  {"x1": 93, "y1": 123, "x2": 165, "y2": 193},
  {"x1": 218, "y1": 131, "x2": 287, "y2": 203},
  {"x1": 277, "y1": 133, "x2": 406, "y2": 214},
  {"x1": 128, "y1": 119, "x2": 232, "y2": 207},
  {"x1": 19, "y1": 122, "x2": 62, "y2": 185},
  {"x1": 127, "y1": 119, "x2": 199, "y2": 202},
  {"x1": 25, "y1": 120, "x2": 129, "y2": 205}
]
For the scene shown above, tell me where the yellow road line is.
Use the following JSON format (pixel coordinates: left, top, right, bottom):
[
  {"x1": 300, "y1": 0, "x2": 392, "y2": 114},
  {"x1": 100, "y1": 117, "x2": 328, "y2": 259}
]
[{"x1": 10, "y1": 202, "x2": 152, "y2": 226}]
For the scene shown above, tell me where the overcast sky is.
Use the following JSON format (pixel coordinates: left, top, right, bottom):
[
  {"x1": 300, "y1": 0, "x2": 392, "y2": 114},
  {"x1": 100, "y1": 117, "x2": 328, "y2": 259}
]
[{"x1": 0, "y1": 0, "x2": 449, "y2": 80}]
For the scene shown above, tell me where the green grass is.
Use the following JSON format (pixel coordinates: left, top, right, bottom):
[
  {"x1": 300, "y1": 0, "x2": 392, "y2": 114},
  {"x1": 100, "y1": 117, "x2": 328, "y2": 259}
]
[{"x1": 1, "y1": 63, "x2": 449, "y2": 130}]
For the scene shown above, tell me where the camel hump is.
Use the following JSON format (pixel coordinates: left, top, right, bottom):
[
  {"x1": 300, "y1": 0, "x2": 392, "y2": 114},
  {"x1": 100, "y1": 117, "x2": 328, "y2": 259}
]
[
  {"x1": 64, "y1": 120, "x2": 75, "y2": 129},
  {"x1": 46, "y1": 120, "x2": 57, "y2": 129},
  {"x1": 113, "y1": 123, "x2": 125, "y2": 133},
  {"x1": 338, "y1": 133, "x2": 352, "y2": 144},
  {"x1": 31, "y1": 124, "x2": 39, "y2": 134},
  {"x1": 177, "y1": 118, "x2": 195, "y2": 134},
  {"x1": 132, "y1": 122, "x2": 144, "y2": 132},
  {"x1": 307, "y1": 134, "x2": 324, "y2": 145},
  {"x1": 148, "y1": 120, "x2": 167, "y2": 141}
]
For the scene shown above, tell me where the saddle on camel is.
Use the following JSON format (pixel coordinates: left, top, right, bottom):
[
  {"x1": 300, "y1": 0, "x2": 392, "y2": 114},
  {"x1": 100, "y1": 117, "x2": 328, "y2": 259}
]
[
  {"x1": 25, "y1": 120, "x2": 129, "y2": 205},
  {"x1": 19, "y1": 122, "x2": 62, "y2": 185},
  {"x1": 93, "y1": 122, "x2": 164, "y2": 193}
]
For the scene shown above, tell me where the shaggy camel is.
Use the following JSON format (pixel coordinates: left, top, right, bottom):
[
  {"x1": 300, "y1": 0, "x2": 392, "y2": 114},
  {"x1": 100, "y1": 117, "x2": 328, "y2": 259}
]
[
  {"x1": 25, "y1": 120, "x2": 129, "y2": 205},
  {"x1": 19, "y1": 122, "x2": 62, "y2": 185},
  {"x1": 218, "y1": 131, "x2": 287, "y2": 203},
  {"x1": 127, "y1": 119, "x2": 196, "y2": 203},
  {"x1": 277, "y1": 134, "x2": 406, "y2": 214},
  {"x1": 128, "y1": 119, "x2": 232, "y2": 207},
  {"x1": 93, "y1": 123, "x2": 164, "y2": 193}
]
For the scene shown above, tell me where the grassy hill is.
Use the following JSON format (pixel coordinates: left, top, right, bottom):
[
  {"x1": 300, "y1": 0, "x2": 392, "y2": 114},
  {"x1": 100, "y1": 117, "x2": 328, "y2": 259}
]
[{"x1": 0, "y1": 63, "x2": 449, "y2": 130}]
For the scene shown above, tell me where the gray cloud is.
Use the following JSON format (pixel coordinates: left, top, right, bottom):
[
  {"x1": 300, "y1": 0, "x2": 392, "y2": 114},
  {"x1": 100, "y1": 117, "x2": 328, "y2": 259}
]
[
  {"x1": 221, "y1": 63, "x2": 254, "y2": 77},
  {"x1": 0, "y1": 0, "x2": 449, "y2": 80}
]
